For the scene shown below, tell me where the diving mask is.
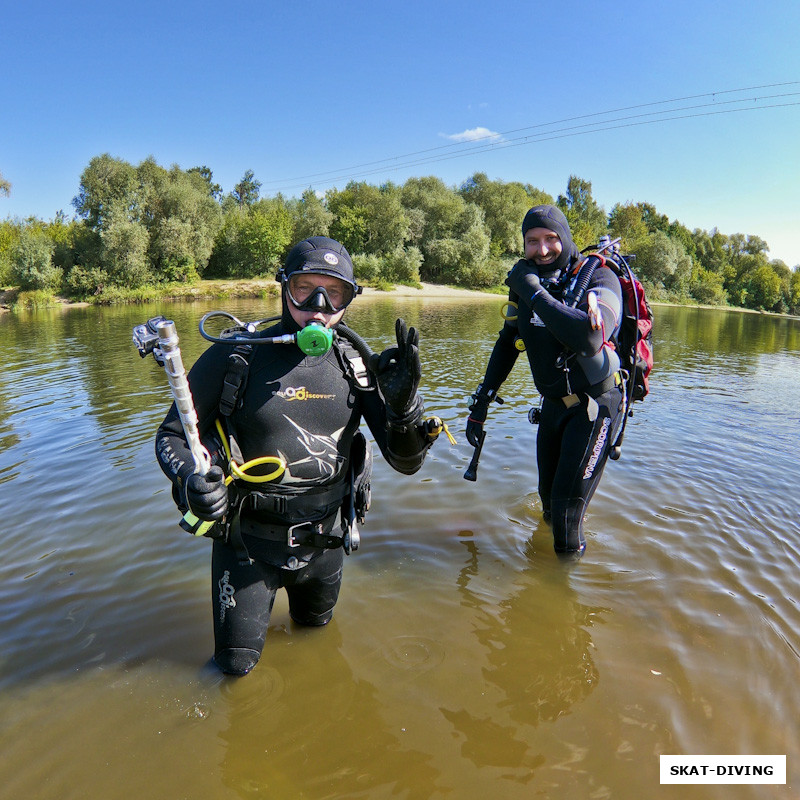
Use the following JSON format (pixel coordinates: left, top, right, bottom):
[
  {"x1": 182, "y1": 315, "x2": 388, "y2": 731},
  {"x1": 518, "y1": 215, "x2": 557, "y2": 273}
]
[{"x1": 284, "y1": 273, "x2": 358, "y2": 314}]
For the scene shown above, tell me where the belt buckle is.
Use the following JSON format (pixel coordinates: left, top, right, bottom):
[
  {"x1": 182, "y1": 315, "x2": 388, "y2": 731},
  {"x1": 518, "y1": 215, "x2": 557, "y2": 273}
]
[
  {"x1": 286, "y1": 521, "x2": 320, "y2": 547},
  {"x1": 287, "y1": 522, "x2": 307, "y2": 547}
]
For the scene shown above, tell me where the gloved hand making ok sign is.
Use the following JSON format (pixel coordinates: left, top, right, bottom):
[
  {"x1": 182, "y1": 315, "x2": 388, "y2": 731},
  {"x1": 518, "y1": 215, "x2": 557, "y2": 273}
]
[{"x1": 369, "y1": 318, "x2": 422, "y2": 421}]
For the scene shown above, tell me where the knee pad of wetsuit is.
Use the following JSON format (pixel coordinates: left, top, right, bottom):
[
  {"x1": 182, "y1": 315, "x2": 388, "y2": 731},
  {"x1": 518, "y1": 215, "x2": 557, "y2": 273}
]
[{"x1": 214, "y1": 647, "x2": 261, "y2": 676}]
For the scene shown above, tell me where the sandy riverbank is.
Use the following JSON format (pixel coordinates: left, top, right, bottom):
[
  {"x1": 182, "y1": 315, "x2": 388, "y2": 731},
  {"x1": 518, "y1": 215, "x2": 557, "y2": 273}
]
[
  {"x1": 362, "y1": 282, "x2": 498, "y2": 299},
  {"x1": 0, "y1": 280, "x2": 500, "y2": 312}
]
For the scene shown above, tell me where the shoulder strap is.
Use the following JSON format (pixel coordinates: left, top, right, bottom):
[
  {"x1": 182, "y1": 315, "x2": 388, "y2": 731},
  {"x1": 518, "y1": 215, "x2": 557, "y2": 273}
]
[
  {"x1": 333, "y1": 339, "x2": 373, "y2": 390},
  {"x1": 219, "y1": 342, "x2": 254, "y2": 417}
]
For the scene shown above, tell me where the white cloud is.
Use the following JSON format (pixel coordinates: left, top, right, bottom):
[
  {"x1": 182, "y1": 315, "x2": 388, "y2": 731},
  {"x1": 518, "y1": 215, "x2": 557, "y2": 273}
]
[{"x1": 440, "y1": 126, "x2": 503, "y2": 143}]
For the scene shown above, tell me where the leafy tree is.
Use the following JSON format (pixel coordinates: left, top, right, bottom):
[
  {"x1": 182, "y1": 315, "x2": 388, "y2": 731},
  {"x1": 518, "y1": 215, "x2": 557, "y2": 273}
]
[
  {"x1": 243, "y1": 198, "x2": 294, "y2": 274},
  {"x1": 100, "y1": 207, "x2": 151, "y2": 287},
  {"x1": 556, "y1": 175, "x2": 607, "y2": 246},
  {"x1": 692, "y1": 228, "x2": 730, "y2": 275},
  {"x1": 148, "y1": 166, "x2": 222, "y2": 280},
  {"x1": 743, "y1": 234, "x2": 769, "y2": 257},
  {"x1": 788, "y1": 269, "x2": 800, "y2": 315},
  {"x1": 634, "y1": 230, "x2": 692, "y2": 291},
  {"x1": 459, "y1": 172, "x2": 552, "y2": 257},
  {"x1": 149, "y1": 217, "x2": 200, "y2": 281},
  {"x1": 329, "y1": 202, "x2": 369, "y2": 255},
  {"x1": 688, "y1": 265, "x2": 727, "y2": 305},
  {"x1": 400, "y1": 176, "x2": 466, "y2": 245},
  {"x1": 639, "y1": 202, "x2": 671, "y2": 234},
  {"x1": 71, "y1": 155, "x2": 223, "y2": 286},
  {"x1": 745, "y1": 264, "x2": 783, "y2": 311},
  {"x1": 46, "y1": 215, "x2": 84, "y2": 274},
  {"x1": 382, "y1": 245, "x2": 423, "y2": 284},
  {"x1": 0, "y1": 219, "x2": 22, "y2": 284},
  {"x1": 288, "y1": 188, "x2": 334, "y2": 242},
  {"x1": 208, "y1": 199, "x2": 292, "y2": 278},
  {"x1": 398, "y1": 177, "x2": 499, "y2": 284},
  {"x1": 666, "y1": 219, "x2": 696, "y2": 260},
  {"x1": 608, "y1": 203, "x2": 649, "y2": 251},
  {"x1": 232, "y1": 169, "x2": 261, "y2": 208},
  {"x1": 327, "y1": 181, "x2": 409, "y2": 256},
  {"x1": 188, "y1": 166, "x2": 222, "y2": 201},
  {"x1": 422, "y1": 203, "x2": 494, "y2": 285},
  {"x1": 11, "y1": 227, "x2": 61, "y2": 291},
  {"x1": 73, "y1": 154, "x2": 140, "y2": 229}
]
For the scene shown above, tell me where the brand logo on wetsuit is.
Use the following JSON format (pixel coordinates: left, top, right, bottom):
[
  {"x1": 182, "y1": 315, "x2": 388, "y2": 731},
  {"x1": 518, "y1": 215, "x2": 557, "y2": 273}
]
[
  {"x1": 583, "y1": 416, "x2": 610, "y2": 480},
  {"x1": 277, "y1": 386, "x2": 336, "y2": 401},
  {"x1": 218, "y1": 570, "x2": 236, "y2": 624}
]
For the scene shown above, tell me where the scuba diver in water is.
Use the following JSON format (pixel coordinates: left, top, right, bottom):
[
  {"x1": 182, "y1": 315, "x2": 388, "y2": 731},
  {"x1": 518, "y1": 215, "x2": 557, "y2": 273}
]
[
  {"x1": 155, "y1": 236, "x2": 435, "y2": 675},
  {"x1": 466, "y1": 205, "x2": 624, "y2": 558}
]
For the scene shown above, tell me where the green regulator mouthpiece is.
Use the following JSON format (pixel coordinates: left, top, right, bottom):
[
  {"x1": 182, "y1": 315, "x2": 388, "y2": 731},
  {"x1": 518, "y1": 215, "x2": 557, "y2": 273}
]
[{"x1": 296, "y1": 322, "x2": 333, "y2": 356}]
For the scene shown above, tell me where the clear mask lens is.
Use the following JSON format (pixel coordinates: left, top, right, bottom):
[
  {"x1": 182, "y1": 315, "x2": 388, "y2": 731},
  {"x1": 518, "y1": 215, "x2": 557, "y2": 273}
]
[{"x1": 286, "y1": 274, "x2": 355, "y2": 313}]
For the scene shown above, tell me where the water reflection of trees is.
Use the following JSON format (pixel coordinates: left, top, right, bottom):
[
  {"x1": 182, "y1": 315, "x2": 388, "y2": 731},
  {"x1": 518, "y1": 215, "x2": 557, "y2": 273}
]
[
  {"x1": 655, "y1": 305, "x2": 800, "y2": 363},
  {"x1": 4, "y1": 299, "x2": 798, "y2": 466},
  {"x1": 438, "y1": 531, "x2": 606, "y2": 777},
  {"x1": 216, "y1": 624, "x2": 440, "y2": 799}
]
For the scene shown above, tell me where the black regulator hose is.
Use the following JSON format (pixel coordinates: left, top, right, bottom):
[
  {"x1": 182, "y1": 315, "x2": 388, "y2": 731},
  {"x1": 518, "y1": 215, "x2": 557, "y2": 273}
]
[
  {"x1": 333, "y1": 322, "x2": 376, "y2": 364},
  {"x1": 563, "y1": 254, "x2": 603, "y2": 307}
]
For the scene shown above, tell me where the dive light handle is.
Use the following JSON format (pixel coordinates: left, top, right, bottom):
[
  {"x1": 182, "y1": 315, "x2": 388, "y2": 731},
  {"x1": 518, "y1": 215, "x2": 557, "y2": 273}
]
[{"x1": 156, "y1": 320, "x2": 211, "y2": 476}]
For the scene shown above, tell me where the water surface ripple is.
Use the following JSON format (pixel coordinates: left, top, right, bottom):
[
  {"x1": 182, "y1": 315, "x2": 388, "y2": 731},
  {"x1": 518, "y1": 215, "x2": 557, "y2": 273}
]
[{"x1": 0, "y1": 300, "x2": 797, "y2": 799}]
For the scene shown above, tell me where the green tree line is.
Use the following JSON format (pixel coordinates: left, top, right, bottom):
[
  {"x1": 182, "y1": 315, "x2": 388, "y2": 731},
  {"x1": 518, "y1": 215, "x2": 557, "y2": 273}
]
[{"x1": 1, "y1": 156, "x2": 799, "y2": 314}]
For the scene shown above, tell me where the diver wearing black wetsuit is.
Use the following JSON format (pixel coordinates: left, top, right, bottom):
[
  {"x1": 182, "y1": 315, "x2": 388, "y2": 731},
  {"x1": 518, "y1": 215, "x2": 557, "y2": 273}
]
[
  {"x1": 156, "y1": 237, "x2": 432, "y2": 675},
  {"x1": 467, "y1": 206, "x2": 624, "y2": 557}
]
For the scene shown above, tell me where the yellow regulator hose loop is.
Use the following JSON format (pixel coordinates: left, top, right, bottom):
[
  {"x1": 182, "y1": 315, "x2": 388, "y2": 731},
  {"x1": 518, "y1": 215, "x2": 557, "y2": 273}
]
[
  {"x1": 214, "y1": 418, "x2": 286, "y2": 484},
  {"x1": 230, "y1": 456, "x2": 286, "y2": 483},
  {"x1": 501, "y1": 301, "x2": 518, "y2": 321}
]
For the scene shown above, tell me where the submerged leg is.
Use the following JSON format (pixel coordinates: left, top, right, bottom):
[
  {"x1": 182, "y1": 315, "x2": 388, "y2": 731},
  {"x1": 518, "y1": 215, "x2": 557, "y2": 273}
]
[{"x1": 211, "y1": 541, "x2": 278, "y2": 676}]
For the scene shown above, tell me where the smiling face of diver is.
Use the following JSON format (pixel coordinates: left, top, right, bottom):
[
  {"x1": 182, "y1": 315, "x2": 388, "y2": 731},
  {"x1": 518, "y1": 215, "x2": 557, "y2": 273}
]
[{"x1": 524, "y1": 227, "x2": 563, "y2": 267}]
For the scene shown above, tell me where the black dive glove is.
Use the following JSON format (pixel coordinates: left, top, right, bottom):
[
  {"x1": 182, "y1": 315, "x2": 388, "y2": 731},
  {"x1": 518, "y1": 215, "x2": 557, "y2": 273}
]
[
  {"x1": 505, "y1": 259, "x2": 542, "y2": 303},
  {"x1": 185, "y1": 466, "x2": 228, "y2": 521},
  {"x1": 466, "y1": 397, "x2": 489, "y2": 448},
  {"x1": 466, "y1": 386, "x2": 501, "y2": 448},
  {"x1": 369, "y1": 318, "x2": 422, "y2": 422}
]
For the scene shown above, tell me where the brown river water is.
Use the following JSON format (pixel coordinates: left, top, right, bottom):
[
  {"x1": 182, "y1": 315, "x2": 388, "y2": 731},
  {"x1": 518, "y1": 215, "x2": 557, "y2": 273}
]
[{"x1": 0, "y1": 295, "x2": 798, "y2": 799}]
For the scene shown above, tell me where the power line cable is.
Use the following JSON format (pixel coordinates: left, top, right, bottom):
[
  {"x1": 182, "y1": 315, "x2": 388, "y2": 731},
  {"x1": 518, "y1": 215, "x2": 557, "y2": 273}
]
[{"x1": 260, "y1": 81, "x2": 800, "y2": 190}]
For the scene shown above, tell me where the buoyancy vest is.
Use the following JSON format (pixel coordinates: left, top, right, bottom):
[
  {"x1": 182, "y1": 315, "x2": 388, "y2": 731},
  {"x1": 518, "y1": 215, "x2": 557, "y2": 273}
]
[{"x1": 212, "y1": 334, "x2": 374, "y2": 563}]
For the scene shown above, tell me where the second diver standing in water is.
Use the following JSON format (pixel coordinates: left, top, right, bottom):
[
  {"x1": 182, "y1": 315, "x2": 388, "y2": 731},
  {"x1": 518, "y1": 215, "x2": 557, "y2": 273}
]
[{"x1": 466, "y1": 205, "x2": 625, "y2": 558}]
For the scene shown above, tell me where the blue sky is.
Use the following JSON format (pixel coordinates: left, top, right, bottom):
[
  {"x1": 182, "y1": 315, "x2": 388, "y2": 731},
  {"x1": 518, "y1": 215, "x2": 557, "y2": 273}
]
[{"x1": 2, "y1": 0, "x2": 799, "y2": 265}]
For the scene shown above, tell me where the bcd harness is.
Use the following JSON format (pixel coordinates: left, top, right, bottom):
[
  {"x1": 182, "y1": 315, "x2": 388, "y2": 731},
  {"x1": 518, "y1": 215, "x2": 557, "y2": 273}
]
[
  {"x1": 545, "y1": 242, "x2": 653, "y2": 455},
  {"x1": 209, "y1": 335, "x2": 374, "y2": 566}
]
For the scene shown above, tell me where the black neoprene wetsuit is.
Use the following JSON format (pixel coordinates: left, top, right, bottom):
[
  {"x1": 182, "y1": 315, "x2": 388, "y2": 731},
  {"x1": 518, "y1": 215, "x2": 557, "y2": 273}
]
[
  {"x1": 155, "y1": 320, "x2": 430, "y2": 673},
  {"x1": 480, "y1": 261, "x2": 625, "y2": 554}
]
